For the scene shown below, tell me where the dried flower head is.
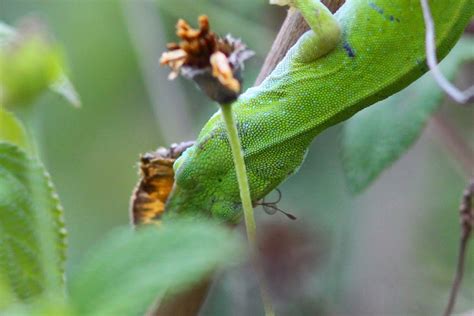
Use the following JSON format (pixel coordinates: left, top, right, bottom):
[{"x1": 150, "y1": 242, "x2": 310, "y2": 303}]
[{"x1": 160, "y1": 15, "x2": 254, "y2": 103}]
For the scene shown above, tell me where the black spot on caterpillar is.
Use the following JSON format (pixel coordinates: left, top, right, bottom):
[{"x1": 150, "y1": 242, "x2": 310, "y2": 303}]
[{"x1": 343, "y1": 42, "x2": 356, "y2": 58}]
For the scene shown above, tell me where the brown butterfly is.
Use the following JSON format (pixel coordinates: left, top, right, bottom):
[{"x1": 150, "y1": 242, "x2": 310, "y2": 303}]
[{"x1": 130, "y1": 141, "x2": 194, "y2": 226}]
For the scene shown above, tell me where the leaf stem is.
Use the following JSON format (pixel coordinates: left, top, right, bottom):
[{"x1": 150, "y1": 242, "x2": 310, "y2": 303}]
[{"x1": 219, "y1": 103, "x2": 275, "y2": 316}]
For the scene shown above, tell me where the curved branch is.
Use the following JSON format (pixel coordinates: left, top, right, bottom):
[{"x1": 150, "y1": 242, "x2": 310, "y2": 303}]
[
  {"x1": 420, "y1": 0, "x2": 474, "y2": 104},
  {"x1": 444, "y1": 179, "x2": 474, "y2": 316}
]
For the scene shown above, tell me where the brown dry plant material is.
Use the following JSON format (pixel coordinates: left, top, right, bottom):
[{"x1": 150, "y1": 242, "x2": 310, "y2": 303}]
[{"x1": 160, "y1": 15, "x2": 253, "y2": 103}]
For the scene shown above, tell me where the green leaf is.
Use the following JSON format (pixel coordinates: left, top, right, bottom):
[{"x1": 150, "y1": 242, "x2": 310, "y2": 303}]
[
  {"x1": 49, "y1": 75, "x2": 81, "y2": 108},
  {"x1": 0, "y1": 143, "x2": 67, "y2": 302},
  {"x1": 69, "y1": 220, "x2": 244, "y2": 316},
  {"x1": 0, "y1": 293, "x2": 73, "y2": 316},
  {"x1": 0, "y1": 21, "x2": 80, "y2": 108},
  {"x1": 342, "y1": 37, "x2": 474, "y2": 193},
  {"x1": 0, "y1": 107, "x2": 30, "y2": 152},
  {"x1": 0, "y1": 275, "x2": 15, "y2": 310}
]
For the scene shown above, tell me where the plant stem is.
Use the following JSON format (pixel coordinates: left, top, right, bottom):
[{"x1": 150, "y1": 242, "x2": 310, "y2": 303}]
[
  {"x1": 219, "y1": 104, "x2": 256, "y2": 243},
  {"x1": 443, "y1": 179, "x2": 473, "y2": 316},
  {"x1": 219, "y1": 103, "x2": 275, "y2": 316}
]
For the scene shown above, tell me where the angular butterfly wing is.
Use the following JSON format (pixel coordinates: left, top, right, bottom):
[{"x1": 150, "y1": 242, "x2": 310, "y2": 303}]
[{"x1": 130, "y1": 141, "x2": 194, "y2": 225}]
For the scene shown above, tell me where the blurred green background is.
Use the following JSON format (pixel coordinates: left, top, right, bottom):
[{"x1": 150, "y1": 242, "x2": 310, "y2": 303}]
[{"x1": 2, "y1": 0, "x2": 473, "y2": 315}]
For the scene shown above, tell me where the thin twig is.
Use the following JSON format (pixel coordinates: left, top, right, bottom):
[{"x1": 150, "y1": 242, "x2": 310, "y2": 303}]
[
  {"x1": 444, "y1": 179, "x2": 474, "y2": 316},
  {"x1": 430, "y1": 113, "x2": 474, "y2": 176},
  {"x1": 420, "y1": 0, "x2": 474, "y2": 104},
  {"x1": 420, "y1": 2, "x2": 474, "y2": 313}
]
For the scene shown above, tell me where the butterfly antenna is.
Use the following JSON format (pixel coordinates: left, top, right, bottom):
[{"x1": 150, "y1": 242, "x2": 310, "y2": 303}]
[
  {"x1": 258, "y1": 188, "x2": 296, "y2": 220},
  {"x1": 274, "y1": 188, "x2": 282, "y2": 203},
  {"x1": 263, "y1": 203, "x2": 297, "y2": 220},
  {"x1": 278, "y1": 207, "x2": 297, "y2": 220}
]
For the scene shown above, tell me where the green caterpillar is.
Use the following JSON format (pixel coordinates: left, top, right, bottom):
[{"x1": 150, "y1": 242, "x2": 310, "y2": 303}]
[{"x1": 165, "y1": 0, "x2": 473, "y2": 223}]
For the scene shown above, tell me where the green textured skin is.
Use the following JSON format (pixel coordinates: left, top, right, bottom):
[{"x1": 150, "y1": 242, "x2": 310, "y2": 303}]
[{"x1": 166, "y1": 0, "x2": 473, "y2": 223}]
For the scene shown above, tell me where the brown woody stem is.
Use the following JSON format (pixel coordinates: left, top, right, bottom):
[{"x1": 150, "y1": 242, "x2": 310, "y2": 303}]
[{"x1": 444, "y1": 179, "x2": 474, "y2": 316}]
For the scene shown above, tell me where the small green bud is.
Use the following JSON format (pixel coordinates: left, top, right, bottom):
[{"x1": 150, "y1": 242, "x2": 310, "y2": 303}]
[{"x1": 0, "y1": 21, "x2": 64, "y2": 107}]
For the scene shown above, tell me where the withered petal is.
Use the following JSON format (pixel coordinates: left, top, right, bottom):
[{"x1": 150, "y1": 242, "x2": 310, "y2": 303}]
[
  {"x1": 198, "y1": 15, "x2": 209, "y2": 34},
  {"x1": 159, "y1": 49, "x2": 187, "y2": 65},
  {"x1": 210, "y1": 51, "x2": 240, "y2": 93}
]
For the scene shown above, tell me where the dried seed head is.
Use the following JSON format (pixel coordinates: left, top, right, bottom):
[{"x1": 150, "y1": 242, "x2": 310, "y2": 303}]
[{"x1": 159, "y1": 15, "x2": 254, "y2": 103}]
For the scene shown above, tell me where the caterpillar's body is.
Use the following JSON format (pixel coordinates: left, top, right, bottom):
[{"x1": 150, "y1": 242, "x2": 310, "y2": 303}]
[{"x1": 166, "y1": 0, "x2": 473, "y2": 223}]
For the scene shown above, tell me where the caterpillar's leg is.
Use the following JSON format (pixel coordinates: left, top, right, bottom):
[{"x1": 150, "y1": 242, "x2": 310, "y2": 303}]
[{"x1": 271, "y1": 0, "x2": 341, "y2": 62}]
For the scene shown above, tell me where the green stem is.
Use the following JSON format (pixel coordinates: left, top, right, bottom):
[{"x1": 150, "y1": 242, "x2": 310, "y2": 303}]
[{"x1": 219, "y1": 103, "x2": 275, "y2": 316}]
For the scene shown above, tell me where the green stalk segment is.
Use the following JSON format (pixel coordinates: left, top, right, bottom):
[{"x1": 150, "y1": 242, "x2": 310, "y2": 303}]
[{"x1": 219, "y1": 103, "x2": 275, "y2": 316}]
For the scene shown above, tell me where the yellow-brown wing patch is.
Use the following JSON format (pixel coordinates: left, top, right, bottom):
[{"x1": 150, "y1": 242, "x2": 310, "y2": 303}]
[{"x1": 130, "y1": 142, "x2": 194, "y2": 226}]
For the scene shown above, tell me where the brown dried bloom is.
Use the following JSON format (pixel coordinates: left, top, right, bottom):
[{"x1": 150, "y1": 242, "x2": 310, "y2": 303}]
[{"x1": 160, "y1": 15, "x2": 254, "y2": 103}]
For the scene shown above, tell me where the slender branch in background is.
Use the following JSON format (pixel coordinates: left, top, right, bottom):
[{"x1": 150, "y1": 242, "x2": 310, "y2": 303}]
[
  {"x1": 430, "y1": 113, "x2": 474, "y2": 176},
  {"x1": 121, "y1": 0, "x2": 193, "y2": 143},
  {"x1": 466, "y1": 21, "x2": 474, "y2": 34},
  {"x1": 444, "y1": 179, "x2": 474, "y2": 316},
  {"x1": 421, "y1": 2, "x2": 474, "y2": 313},
  {"x1": 255, "y1": 8, "x2": 308, "y2": 85},
  {"x1": 420, "y1": 0, "x2": 474, "y2": 104}
]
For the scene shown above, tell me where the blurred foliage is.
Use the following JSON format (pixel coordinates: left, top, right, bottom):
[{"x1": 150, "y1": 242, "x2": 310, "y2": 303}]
[
  {"x1": 0, "y1": 219, "x2": 243, "y2": 316},
  {"x1": 0, "y1": 33, "x2": 62, "y2": 106},
  {"x1": 0, "y1": 275, "x2": 15, "y2": 310},
  {"x1": 0, "y1": 108, "x2": 30, "y2": 151},
  {"x1": 0, "y1": 21, "x2": 78, "y2": 108},
  {"x1": 2, "y1": 0, "x2": 160, "y2": 274},
  {"x1": 1, "y1": 1, "x2": 473, "y2": 315},
  {"x1": 1, "y1": 294, "x2": 73, "y2": 316},
  {"x1": 342, "y1": 37, "x2": 474, "y2": 193},
  {"x1": 69, "y1": 220, "x2": 244, "y2": 316},
  {"x1": 0, "y1": 143, "x2": 66, "y2": 301}
]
